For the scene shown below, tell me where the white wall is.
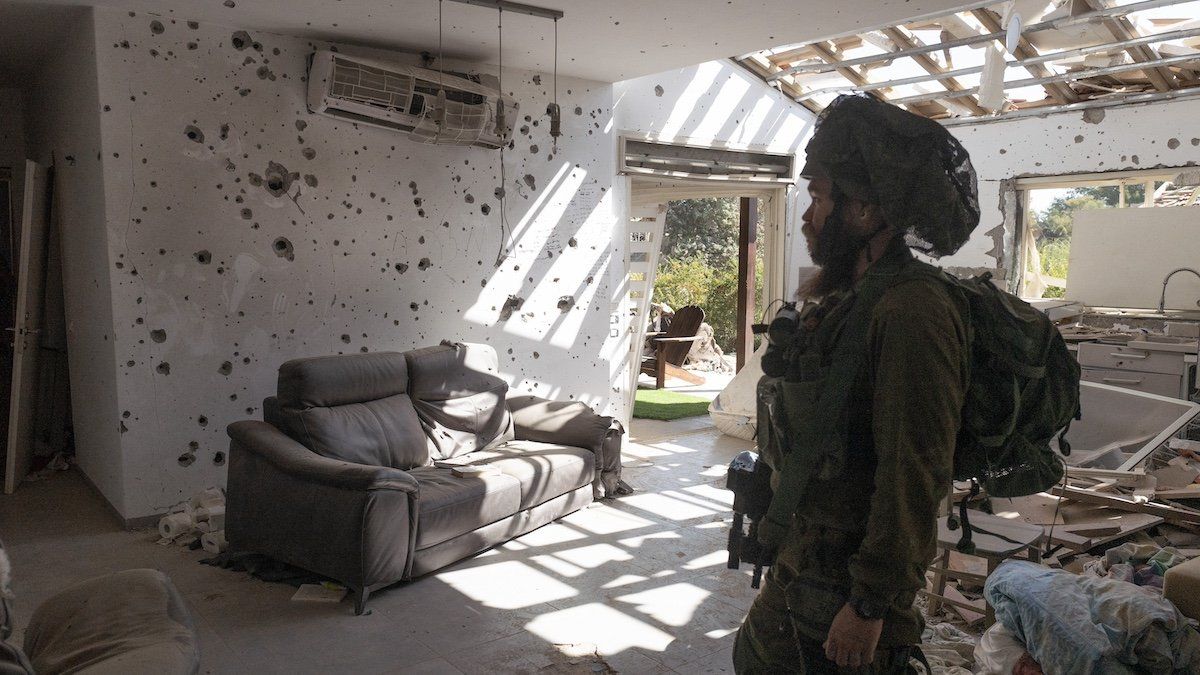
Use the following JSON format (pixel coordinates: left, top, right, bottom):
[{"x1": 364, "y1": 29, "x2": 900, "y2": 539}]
[
  {"x1": 0, "y1": 88, "x2": 24, "y2": 243},
  {"x1": 946, "y1": 97, "x2": 1200, "y2": 274},
  {"x1": 50, "y1": 12, "x2": 820, "y2": 520},
  {"x1": 87, "y1": 9, "x2": 627, "y2": 519},
  {"x1": 24, "y1": 10, "x2": 126, "y2": 515},
  {"x1": 613, "y1": 60, "x2": 817, "y2": 299}
]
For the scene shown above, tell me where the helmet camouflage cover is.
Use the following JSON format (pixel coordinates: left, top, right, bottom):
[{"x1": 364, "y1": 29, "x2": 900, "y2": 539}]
[{"x1": 800, "y1": 94, "x2": 980, "y2": 258}]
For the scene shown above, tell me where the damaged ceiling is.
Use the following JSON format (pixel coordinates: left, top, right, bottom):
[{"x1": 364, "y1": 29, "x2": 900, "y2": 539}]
[
  {"x1": 20, "y1": 0, "x2": 989, "y2": 83},
  {"x1": 735, "y1": 0, "x2": 1200, "y2": 122}
]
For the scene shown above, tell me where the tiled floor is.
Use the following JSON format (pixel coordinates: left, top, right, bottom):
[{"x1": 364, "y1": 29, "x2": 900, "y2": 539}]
[{"x1": 0, "y1": 405, "x2": 757, "y2": 674}]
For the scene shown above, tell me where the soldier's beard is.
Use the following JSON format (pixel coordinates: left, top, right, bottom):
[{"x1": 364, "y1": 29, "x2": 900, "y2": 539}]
[{"x1": 800, "y1": 209, "x2": 868, "y2": 299}]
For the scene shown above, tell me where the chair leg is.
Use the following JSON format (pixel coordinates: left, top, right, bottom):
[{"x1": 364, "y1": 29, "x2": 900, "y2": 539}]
[
  {"x1": 927, "y1": 548, "x2": 951, "y2": 617},
  {"x1": 353, "y1": 587, "x2": 371, "y2": 616},
  {"x1": 655, "y1": 347, "x2": 666, "y2": 389},
  {"x1": 984, "y1": 558, "x2": 998, "y2": 627}
]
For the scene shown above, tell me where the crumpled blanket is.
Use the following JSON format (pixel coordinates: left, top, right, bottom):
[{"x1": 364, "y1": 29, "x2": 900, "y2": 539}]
[
  {"x1": 1082, "y1": 543, "x2": 1191, "y2": 593},
  {"x1": 985, "y1": 560, "x2": 1200, "y2": 674},
  {"x1": 920, "y1": 621, "x2": 974, "y2": 674}
]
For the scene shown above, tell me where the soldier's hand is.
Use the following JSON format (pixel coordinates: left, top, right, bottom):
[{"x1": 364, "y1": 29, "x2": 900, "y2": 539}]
[{"x1": 823, "y1": 603, "x2": 883, "y2": 668}]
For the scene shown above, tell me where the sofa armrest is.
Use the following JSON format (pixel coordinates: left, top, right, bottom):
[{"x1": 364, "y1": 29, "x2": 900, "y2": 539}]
[
  {"x1": 506, "y1": 395, "x2": 627, "y2": 499},
  {"x1": 226, "y1": 421, "x2": 418, "y2": 598},
  {"x1": 505, "y1": 395, "x2": 616, "y2": 452},
  {"x1": 227, "y1": 421, "x2": 418, "y2": 493}
]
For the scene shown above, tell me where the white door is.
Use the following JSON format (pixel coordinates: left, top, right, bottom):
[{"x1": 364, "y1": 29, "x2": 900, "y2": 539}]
[
  {"x1": 5, "y1": 160, "x2": 50, "y2": 494},
  {"x1": 625, "y1": 201, "x2": 667, "y2": 402}
]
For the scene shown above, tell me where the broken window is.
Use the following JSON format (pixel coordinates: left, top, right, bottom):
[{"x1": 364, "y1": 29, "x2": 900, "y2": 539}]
[{"x1": 1017, "y1": 168, "x2": 1198, "y2": 299}]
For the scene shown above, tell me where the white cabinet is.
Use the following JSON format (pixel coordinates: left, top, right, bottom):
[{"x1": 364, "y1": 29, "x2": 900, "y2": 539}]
[{"x1": 1077, "y1": 342, "x2": 1191, "y2": 399}]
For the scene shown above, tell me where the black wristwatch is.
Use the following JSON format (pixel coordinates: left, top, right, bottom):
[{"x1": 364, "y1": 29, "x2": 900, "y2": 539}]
[{"x1": 849, "y1": 596, "x2": 888, "y2": 621}]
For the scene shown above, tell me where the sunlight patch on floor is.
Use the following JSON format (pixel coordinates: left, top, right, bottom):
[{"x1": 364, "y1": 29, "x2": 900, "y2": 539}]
[
  {"x1": 560, "y1": 505, "x2": 657, "y2": 535},
  {"x1": 435, "y1": 560, "x2": 578, "y2": 610},
  {"x1": 617, "y1": 582, "x2": 712, "y2": 627},
  {"x1": 526, "y1": 603, "x2": 676, "y2": 653},
  {"x1": 619, "y1": 491, "x2": 725, "y2": 521}
]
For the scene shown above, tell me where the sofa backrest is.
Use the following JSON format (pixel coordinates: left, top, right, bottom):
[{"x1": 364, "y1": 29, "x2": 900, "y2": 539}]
[
  {"x1": 405, "y1": 342, "x2": 515, "y2": 459},
  {"x1": 272, "y1": 352, "x2": 433, "y2": 470}
]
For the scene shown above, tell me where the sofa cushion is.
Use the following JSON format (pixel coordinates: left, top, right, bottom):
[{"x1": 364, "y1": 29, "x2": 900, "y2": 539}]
[
  {"x1": 410, "y1": 467, "x2": 522, "y2": 550},
  {"x1": 273, "y1": 352, "x2": 432, "y2": 470},
  {"x1": 405, "y1": 343, "x2": 515, "y2": 460},
  {"x1": 278, "y1": 351, "x2": 410, "y2": 408},
  {"x1": 474, "y1": 441, "x2": 595, "y2": 510}
]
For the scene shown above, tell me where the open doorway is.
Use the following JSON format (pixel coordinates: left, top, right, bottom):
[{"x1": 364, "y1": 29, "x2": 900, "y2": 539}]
[
  {"x1": 624, "y1": 179, "x2": 788, "y2": 426},
  {"x1": 0, "y1": 89, "x2": 74, "y2": 493},
  {"x1": 643, "y1": 196, "x2": 767, "y2": 386}
]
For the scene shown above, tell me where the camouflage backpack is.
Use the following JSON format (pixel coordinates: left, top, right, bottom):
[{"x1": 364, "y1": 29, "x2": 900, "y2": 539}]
[{"x1": 756, "y1": 259, "x2": 1081, "y2": 550}]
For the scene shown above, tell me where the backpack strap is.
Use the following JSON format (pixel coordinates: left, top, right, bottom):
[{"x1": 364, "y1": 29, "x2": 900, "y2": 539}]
[{"x1": 757, "y1": 256, "x2": 909, "y2": 547}]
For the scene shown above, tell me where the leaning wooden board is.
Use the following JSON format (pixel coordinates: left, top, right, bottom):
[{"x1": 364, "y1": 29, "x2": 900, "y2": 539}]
[
  {"x1": 1050, "y1": 485, "x2": 1200, "y2": 526},
  {"x1": 1000, "y1": 492, "x2": 1166, "y2": 552}
]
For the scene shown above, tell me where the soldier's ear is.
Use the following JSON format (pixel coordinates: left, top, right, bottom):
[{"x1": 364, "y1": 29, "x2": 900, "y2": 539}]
[{"x1": 860, "y1": 203, "x2": 884, "y2": 229}]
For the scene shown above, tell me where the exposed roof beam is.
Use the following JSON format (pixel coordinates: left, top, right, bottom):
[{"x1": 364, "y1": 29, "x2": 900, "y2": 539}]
[
  {"x1": 939, "y1": 85, "x2": 1200, "y2": 126},
  {"x1": 1086, "y1": 0, "x2": 1177, "y2": 93},
  {"x1": 890, "y1": 51, "x2": 1200, "y2": 105},
  {"x1": 880, "y1": 27, "x2": 988, "y2": 115},
  {"x1": 795, "y1": 26, "x2": 1200, "y2": 99},
  {"x1": 767, "y1": 0, "x2": 1196, "y2": 80},
  {"x1": 807, "y1": 41, "x2": 890, "y2": 104},
  {"x1": 971, "y1": 8, "x2": 1078, "y2": 104}
]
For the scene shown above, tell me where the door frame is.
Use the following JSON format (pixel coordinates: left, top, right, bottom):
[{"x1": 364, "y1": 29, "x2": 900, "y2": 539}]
[
  {"x1": 621, "y1": 175, "x2": 789, "y2": 418},
  {"x1": 5, "y1": 160, "x2": 51, "y2": 494}
]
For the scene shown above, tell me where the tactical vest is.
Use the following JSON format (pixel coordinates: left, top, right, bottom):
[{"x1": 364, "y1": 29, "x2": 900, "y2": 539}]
[{"x1": 755, "y1": 255, "x2": 907, "y2": 547}]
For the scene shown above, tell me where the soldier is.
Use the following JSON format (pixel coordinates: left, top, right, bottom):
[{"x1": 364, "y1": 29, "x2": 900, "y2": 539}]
[{"x1": 733, "y1": 94, "x2": 980, "y2": 673}]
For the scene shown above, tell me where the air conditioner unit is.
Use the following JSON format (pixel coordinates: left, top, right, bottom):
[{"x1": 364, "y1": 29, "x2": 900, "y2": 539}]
[{"x1": 307, "y1": 50, "x2": 518, "y2": 149}]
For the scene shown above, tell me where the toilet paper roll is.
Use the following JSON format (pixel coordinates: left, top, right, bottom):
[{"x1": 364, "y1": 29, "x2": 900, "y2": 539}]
[
  {"x1": 190, "y1": 487, "x2": 225, "y2": 511},
  {"x1": 158, "y1": 512, "x2": 192, "y2": 539},
  {"x1": 206, "y1": 513, "x2": 226, "y2": 531},
  {"x1": 201, "y1": 530, "x2": 227, "y2": 555},
  {"x1": 195, "y1": 505, "x2": 225, "y2": 521}
]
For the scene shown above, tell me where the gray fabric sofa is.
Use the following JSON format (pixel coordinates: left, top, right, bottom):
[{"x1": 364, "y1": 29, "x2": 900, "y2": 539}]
[
  {"x1": 226, "y1": 342, "x2": 624, "y2": 614},
  {"x1": 1, "y1": 559, "x2": 199, "y2": 675}
]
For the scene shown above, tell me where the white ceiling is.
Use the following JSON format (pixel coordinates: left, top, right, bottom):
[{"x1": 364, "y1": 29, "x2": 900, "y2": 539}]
[{"x1": 6, "y1": 0, "x2": 984, "y2": 83}]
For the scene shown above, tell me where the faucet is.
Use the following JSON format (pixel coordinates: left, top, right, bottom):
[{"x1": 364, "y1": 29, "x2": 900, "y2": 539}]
[{"x1": 1158, "y1": 267, "x2": 1200, "y2": 313}]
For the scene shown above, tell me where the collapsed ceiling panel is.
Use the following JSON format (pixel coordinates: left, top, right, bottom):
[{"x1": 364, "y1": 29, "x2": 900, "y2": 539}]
[{"x1": 733, "y1": 0, "x2": 1200, "y2": 123}]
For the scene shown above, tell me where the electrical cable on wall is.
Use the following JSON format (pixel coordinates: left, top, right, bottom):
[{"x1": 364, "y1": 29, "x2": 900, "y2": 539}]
[
  {"x1": 550, "y1": 17, "x2": 561, "y2": 147},
  {"x1": 495, "y1": 6, "x2": 509, "y2": 266}
]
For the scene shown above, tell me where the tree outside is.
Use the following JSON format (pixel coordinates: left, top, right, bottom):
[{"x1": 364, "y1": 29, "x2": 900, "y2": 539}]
[{"x1": 652, "y1": 197, "x2": 765, "y2": 354}]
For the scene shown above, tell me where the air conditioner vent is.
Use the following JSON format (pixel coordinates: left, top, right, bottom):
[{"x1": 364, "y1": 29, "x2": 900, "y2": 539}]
[
  {"x1": 330, "y1": 57, "x2": 416, "y2": 113},
  {"x1": 308, "y1": 50, "x2": 517, "y2": 150}
]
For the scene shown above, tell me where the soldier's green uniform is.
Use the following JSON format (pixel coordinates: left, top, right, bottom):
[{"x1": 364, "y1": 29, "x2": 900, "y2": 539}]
[
  {"x1": 732, "y1": 240, "x2": 968, "y2": 672},
  {"x1": 732, "y1": 94, "x2": 981, "y2": 674}
]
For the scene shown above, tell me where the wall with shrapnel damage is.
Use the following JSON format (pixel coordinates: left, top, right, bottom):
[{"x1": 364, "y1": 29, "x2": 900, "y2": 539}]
[
  {"x1": 613, "y1": 60, "x2": 817, "y2": 300},
  {"x1": 90, "y1": 8, "x2": 626, "y2": 519},
  {"x1": 946, "y1": 97, "x2": 1200, "y2": 276}
]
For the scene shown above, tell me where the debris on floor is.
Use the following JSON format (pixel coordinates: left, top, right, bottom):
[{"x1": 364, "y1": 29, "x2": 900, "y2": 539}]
[
  {"x1": 985, "y1": 560, "x2": 1200, "y2": 673},
  {"x1": 918, "y1": 620, "x2": 976, "y2": 674},
  {"x1": 291, "y1": 582, "x2": 348, "y2": 603},
  {"x1": 24, "y1": 452, "x2": 73, "y2": 483},
  {"x1": 925, "y1": 406, "x2": 1200, "y2": 673},
  {"x1": 201, "y1": 550, "x2": 329, "y2": 587},
  {"x1": 156, "y1": 487, "x2": 226, "y2": 551}
]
